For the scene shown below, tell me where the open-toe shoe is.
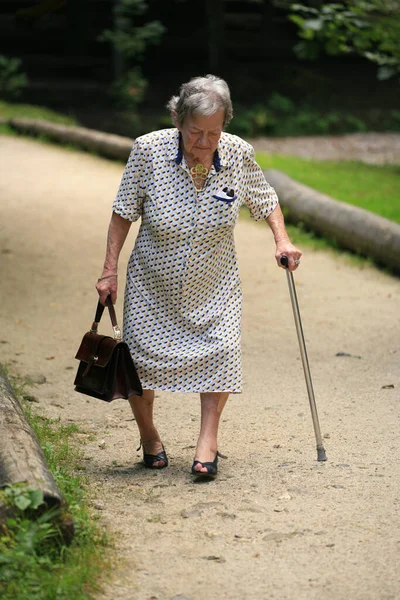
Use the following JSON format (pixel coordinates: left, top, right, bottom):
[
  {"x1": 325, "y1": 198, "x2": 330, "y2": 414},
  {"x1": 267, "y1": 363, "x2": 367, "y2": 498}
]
[
  {"x1": 137, "y1": 440, "x2": 168, "y2": 469},
  {"x1": 191, "y1": 450, "x2": 226, "y2": 479}
]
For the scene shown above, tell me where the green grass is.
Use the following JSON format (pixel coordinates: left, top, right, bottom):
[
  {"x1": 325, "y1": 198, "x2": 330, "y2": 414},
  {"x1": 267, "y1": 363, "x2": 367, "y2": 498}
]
[
  {"x1": 256, "y1": 152, "x2": 400, "y2": 223},
  {"x1": 0, "y1": 368, "x2": 112, "y2": 600},
  {"x1": 0, "y1": 100, "x2": 77, "y2": 125}
]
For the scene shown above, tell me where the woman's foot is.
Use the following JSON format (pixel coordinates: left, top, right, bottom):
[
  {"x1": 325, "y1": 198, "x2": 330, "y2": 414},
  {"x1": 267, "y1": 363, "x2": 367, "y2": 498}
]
[
  {"x1": 138, "y1": 438, "x2": 168, "y2": 469},
  {"x1": 192, "y1": 437, "x2": 227, "y2": 478},
  {"x1": 193, "y1": 438, "x2": 218, "y2": 473},
  {"x1": 129, "y1": 390, "x2": 167, "y2": 468},
  {"x1": 192, "y1": 391, "x2": 229, "y2": 476},
  {"x1": 191, "y1": 452, "x2": 219, "y2": 479}
]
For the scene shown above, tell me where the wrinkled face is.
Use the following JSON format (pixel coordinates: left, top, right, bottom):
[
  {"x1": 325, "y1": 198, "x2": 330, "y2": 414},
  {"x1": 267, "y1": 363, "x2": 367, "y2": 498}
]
[{"x1": 177, "y1": 109, "x2": 224, "y2": 163}]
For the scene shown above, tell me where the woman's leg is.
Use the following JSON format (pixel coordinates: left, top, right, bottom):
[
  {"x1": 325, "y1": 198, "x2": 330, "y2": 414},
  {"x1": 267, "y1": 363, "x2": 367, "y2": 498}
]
[
  {"x1": 128, "y1": 389, "x2": 166, "y2": 467},
  {"x1": 194, "y1": 392, "x2": 230, "y2": 473}
]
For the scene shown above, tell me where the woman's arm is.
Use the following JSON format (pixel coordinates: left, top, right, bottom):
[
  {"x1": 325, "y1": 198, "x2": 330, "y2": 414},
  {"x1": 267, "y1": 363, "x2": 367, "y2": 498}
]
[
  {"x1": 266, "y1": 204, "x2": 302, "y2": 272},
  {"x1": 96, "y1": 212, "x2": 132, "y2": 305},
  {"x1": 240, "y1": 142, "x2": 302, "y2": 271}
]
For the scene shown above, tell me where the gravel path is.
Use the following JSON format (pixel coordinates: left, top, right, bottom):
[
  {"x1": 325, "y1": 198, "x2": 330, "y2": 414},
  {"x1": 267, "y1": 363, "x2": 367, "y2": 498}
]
[
  {"x1": 250, "y1": 132, "x2": 400, "y2": 165},
  {"x1": 0, "y1": 136, "x2": 399, "y2": 600}
]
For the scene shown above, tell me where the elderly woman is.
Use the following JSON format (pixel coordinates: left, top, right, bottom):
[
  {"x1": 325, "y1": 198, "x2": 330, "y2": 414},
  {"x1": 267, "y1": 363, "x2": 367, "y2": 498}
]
[{"x1": 96, "y1": 74, "x2": 302, "y2": 478}]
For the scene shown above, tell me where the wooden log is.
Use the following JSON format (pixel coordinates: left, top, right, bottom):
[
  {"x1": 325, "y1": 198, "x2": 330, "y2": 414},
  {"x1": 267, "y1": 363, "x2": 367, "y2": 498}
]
[
  {"x1": 0, "y1": 367, "x2": 74, "y2": 543},
  {"x1": 9, "y1": 117, "x2": 133, "y2": 162},
  {"x1": 264, "y1": 168, "x2": 400, "y2": 274}
]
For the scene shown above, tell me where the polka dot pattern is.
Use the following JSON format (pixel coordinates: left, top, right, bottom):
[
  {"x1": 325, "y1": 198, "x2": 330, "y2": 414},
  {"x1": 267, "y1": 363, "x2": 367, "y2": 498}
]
[{"x1": 113, "y1": 128, "x2": 278, "y2": 393}]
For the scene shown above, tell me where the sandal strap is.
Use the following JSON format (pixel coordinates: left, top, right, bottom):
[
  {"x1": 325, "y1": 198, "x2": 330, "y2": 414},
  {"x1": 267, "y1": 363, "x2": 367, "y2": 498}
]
[
  {"x1": 137, "y1": 438, "x2": 163, "y2": 452},
  {"x1": 192, "y1": 460, "x2": 215, "y2": 468},
  {"x1": 143, "y1": 449, "x2": 168, "y2": 462},
  {"x1": 143, "y1": 448, "x2": 168, "y2": 469}
]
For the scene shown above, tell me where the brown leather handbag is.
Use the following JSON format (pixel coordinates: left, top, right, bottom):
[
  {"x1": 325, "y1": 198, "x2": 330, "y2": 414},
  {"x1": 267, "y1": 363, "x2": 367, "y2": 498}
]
[{"x1": 74, "y1": 296, "x2": 143, "y2": 402}]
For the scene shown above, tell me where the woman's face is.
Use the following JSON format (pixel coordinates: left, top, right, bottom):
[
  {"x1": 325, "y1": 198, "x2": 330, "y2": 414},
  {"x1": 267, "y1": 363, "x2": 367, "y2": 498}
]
[{"x1": 177, "y1": 109, "x2": 224, "y2": 163}]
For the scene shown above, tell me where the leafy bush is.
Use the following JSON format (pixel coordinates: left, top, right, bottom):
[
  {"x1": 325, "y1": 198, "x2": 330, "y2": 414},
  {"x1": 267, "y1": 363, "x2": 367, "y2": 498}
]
[
  {"x1": 110, "y1": 66, "x2": 147, "y2": 111},
  {"x1": 0, "y1": 56, "x2": 28, "y2": 101},
  {"x1": 99, "y1": 0, "x2": 164, "y2": 111},
  {"x1": 290, "y1": 2, "x2": 400, "y2": 82},
  {"x1": 390, "y1": 110, "x2": 400, "y2": 130},
  {"x1": 226, "y1": 92, "x2": 400, "y2": 137}
]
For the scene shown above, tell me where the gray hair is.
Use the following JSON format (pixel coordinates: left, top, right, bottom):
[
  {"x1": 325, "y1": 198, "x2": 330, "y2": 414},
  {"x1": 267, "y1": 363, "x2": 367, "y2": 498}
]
[{"x1": 166, "y1": 74, "x2": 233, "y2": 128}]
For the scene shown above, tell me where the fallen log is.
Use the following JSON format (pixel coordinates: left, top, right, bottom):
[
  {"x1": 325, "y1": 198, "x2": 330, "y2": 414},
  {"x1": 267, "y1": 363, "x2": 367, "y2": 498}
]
[
  {"x1": 0, "y1": 367, "x2": 74, "y2": 543},
  {"x1": 264, "y1": 169, "x2": 400, "y2": 274},
  {"x1": 9, "y1": 117, "x2": 133, "y2": 162}
]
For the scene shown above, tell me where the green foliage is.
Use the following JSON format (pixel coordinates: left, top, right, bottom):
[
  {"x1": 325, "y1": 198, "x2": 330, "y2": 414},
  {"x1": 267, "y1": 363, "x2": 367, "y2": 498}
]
[
  {"x1": 228, "y1": 93, "x2": 375, "y2": 137},
  {"x1": 0, "y1": 372, "x2": 111, "y2": 600},
  {"x1": 110, "y1": 66, "x2": 147, "y2": 113},
  {"x1": 0, "y1": 56, "x2": 28, "y2": 101},
  {"x1": 99, "y1": 0, "x2": 164, "y2": 111},
  {"x1": 2, "y1": 485, "x2": 45, "y2": 512},
  {"x1": 100, "y1": 10, "x2": 164, "y2": 59},
  {"x1": 290, "y1": 2, "x2": 400, "y2": 80},
  {"x1": 0, "y1": 100, "x2": 77, "y2": 124},
  {"x1": 256, "y1": 151, "x2": 400, "y2": 223}
]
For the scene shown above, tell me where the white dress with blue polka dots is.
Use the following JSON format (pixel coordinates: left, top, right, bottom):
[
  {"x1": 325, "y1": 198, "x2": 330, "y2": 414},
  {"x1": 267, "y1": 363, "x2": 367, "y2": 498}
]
[{"x1": 113, "y1": 128, "x2": 278, "y2": 393}]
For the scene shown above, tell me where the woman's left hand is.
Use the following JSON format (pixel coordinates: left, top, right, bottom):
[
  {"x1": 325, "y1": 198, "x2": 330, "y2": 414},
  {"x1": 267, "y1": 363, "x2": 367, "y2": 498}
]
[{"x1": 275, "y1": 239, "x2": 302, "y2": 272}]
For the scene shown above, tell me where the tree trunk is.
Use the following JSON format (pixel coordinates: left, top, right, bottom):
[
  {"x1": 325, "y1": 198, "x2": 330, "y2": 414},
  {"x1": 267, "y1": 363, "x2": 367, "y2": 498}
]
[
  {"x1": 113, "y1": 0, "x2": 125, "y2": 81},
  {"x1": 207, "y1": 0, "x2": 224, "y2": 72},
  {"x1": 0, "y1": 367, "x2": 74, "y2": 543}
]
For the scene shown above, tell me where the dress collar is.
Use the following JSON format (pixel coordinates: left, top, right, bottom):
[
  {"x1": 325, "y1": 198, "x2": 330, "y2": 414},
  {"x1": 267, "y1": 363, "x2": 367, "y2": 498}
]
[{"x1": 166, "y1": 129, "x2": 228, "y2": 172}]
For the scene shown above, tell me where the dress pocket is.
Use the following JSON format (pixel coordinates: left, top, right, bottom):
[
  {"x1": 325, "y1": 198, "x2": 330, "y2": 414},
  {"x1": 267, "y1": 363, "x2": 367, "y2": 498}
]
[
  {"x1": 209, "y1": 194, "x2": 239, "y2": 233},
  {"x1": 212, "y1": 187, "x2": 237, "y2": 205}
]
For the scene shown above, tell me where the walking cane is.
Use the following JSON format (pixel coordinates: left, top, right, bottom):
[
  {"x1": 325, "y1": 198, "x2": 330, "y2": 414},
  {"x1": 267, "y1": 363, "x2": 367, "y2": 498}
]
[{"x1": 280, "y1": 255, "x2": 327, "y2": 462}]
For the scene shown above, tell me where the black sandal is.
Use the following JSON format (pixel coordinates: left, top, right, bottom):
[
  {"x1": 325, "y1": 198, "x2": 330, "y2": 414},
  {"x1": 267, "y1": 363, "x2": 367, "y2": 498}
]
[
  {"x1": 191, "y1": 451, "x2": 227, "y2": 479},
  {"x1": 137, "y1": 440, "x2": 168, "y2": 469}
]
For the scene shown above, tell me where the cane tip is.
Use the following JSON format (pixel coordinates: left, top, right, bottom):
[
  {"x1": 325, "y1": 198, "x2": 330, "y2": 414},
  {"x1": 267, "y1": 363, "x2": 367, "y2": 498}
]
[{"x1": 317, "y1": 447, "x2": 328, "y2": 462}]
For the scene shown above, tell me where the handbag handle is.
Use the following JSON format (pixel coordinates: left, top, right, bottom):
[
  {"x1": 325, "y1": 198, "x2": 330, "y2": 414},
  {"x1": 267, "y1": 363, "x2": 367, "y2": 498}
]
[{"x1": 90, "y1": 295, "x2": 122, "y2": 340}]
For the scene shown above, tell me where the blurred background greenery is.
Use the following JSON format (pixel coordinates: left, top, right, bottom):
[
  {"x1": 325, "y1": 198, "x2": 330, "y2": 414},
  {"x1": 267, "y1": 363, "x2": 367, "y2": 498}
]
[{"x1": 0, "y1": 0, "x2": 399, "y2": 137}]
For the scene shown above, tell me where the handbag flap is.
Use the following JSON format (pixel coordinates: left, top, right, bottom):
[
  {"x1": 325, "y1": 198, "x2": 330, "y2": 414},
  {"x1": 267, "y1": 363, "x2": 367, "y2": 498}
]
[{"x1": 75, "y1": 332, "x2": 119, "y2": 368}]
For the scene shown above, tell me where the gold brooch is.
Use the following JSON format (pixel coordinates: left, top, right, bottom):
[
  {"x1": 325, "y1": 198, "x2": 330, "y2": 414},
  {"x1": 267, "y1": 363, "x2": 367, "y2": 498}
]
[{"x1": 190, "y1": 163, "x2": 208, "y2": 190}]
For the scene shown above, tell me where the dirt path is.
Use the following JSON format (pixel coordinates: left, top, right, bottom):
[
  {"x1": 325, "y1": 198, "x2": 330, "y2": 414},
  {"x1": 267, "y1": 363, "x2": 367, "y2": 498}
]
[
  {"x1": 1, "y1": 135, "x2": 399, "y2": 600},
  {"x1": 249, "y1": 132, "x2": 400, "y2": 165}
]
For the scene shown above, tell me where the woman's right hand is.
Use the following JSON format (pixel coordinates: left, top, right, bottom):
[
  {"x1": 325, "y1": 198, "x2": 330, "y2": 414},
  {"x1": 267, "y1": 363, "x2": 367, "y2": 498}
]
[{"x1": 95, "y1": 273, "x2": 118, "y2": 306}]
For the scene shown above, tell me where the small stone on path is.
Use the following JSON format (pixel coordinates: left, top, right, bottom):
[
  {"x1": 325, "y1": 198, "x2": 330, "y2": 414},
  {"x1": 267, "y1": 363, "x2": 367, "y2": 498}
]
[
  {"x1": 201, "y1": 555, "x2": 226, "y2": 563},
  {"x1": 335, "y1": 352, "x2": 362, "y2": 359},
  {"x1": 27, "y1": 373, "x2": 47, "y2": 384},
  {"x1": 181, "y1": 508, "x2": 201, "y2": 518},
  {"x1": 263, "y1": 532, "x2": 296, "y2": 542}
]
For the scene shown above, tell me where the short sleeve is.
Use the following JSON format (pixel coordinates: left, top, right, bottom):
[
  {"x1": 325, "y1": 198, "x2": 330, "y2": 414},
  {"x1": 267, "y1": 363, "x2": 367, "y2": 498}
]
[
  {"x1": 242, "y1": 144, "x2": 279, "y2": 221},
  {"x1": 112, "y1": 139, "x2": 146, "y2": 222}
]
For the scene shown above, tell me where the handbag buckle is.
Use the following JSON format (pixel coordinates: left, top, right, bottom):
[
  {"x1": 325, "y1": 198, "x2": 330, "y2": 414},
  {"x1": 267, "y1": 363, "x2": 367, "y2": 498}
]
[{"x1": 113, "y1": 326, "x2": 122, "y2": 341}]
